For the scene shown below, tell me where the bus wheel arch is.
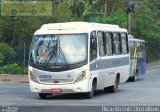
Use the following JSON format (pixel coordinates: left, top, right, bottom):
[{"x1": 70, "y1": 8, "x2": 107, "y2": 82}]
[
  {"x1": 85, "y1": 77, "x2": 97, "y2": 99},
  {"x1": 117, "y1": 73, "x2": 120, "y2": 84},
  {"x1": 104, "y1": 73, "x2": 120, "y2": 93},
  {"x1": 111, "y1": 73, "x2": 120, "y2": 93},
  {"x1": 92, "y1": 78, "x2": 97, "y2": 92}
]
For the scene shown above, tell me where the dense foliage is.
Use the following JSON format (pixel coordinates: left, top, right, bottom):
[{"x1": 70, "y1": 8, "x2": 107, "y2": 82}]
[{"x1": 0, "y1": 43, "x2": 16, "y2": 65}]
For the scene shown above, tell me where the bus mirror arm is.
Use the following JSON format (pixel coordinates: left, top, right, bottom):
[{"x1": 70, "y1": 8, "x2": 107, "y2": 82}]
[{"x1": 95, "y1": 63, "x2": 98, "y2": 69}]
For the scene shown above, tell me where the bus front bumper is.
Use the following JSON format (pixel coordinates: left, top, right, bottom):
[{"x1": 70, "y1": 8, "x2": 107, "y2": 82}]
[{"x1": 29, "y1": 79, "x2": 89, "y2": 93}]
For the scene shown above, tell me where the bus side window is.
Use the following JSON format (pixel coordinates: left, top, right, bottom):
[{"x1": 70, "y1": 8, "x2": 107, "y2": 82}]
[
  {"x1": 137, "y1": 42, "x2": 145, "y2": 58},
  {"x1": 121, "y1": 33, "x2": 128, "y2": 54},
  {"x1": 113, "y1": 32, "x2": 121, "y2": 55},
  {"x1": 90, "y1": 31, "x2": 97, "y2": 61},
  {"x1": 98, "y1": 31, "x2": 106, "y2": 57},
  {"x1": 105, "y1": 32, "x2": 113, "y2": 55}
]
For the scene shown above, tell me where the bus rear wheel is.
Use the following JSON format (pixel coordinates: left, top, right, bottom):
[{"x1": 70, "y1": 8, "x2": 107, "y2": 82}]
[
  {"x1": 39, "y1": 93, "x2": 52, "y2": 99},
  {"x1": 132, "y1": 71, "x2": 138, "y2": 82},
  {"x1": 104, "y1": 75, "x2": 119, "y2": 93}
]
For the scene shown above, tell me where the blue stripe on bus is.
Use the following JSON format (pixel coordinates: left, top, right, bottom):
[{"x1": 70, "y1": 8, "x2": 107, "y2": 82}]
[{"x1": 90, "y1": 56, "x2": 129, "y2": 71}]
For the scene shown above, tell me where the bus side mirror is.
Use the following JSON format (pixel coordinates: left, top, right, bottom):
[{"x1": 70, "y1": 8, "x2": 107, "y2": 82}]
[{"x1": 90, "y1": 38, "x2": 97, "y2": 50}]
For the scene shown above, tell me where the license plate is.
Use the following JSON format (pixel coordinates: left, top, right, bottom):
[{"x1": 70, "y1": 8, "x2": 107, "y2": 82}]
[{"x1": 51, "y1": 88, "x2": 62, "y2": 93}]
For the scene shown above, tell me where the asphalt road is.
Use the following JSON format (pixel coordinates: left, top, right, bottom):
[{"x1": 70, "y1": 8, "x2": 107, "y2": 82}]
[{"x1": 0, "y1": 68, "x2": 160, "y2": 111}]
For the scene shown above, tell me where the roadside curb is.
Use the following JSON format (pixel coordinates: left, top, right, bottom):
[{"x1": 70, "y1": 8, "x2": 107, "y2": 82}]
[{"x1": 0, "y1": 74, "x2": 29, "y2": 83}]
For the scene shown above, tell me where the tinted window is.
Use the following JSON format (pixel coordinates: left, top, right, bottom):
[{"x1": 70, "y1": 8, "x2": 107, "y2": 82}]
[
  {"x1": 90, "y1": 31, "x2": 97, "y2": 61},
  {"x1": 129, "y1": 41, "x2": 135, "y2": 58},
  {"x1": 121, "y1": 33, "x2": 128, "y2": 54},
  {"x1": 113, "y1": 33, "x2": 121, "y2": 55},
  {"x1": 137, "y1": 42, "x2": 145, "y2": 58},
  {"x1": 98, "y1": 32, "x2": 106, "y2": 56},
  {"x1": 105, "y1": 32, "x2": 114, "y2": 55}
]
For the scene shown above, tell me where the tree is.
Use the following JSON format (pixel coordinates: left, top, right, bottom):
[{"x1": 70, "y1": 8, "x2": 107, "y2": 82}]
[
  {"x1": 0, "y1": 53, "x2": 5, "y2": 65},
  {"x1": 52, "y1": 0, "x2": 76, "y2": 22},
  {"x1": 0, "y1": 43, "x2": 16, "y2": 65},
  {"x1": 132, "y1": 4, "x2": 160, "y2": 62},
  {"x1": 132, "y1": 5, "x2": 160, "y2": 40}
]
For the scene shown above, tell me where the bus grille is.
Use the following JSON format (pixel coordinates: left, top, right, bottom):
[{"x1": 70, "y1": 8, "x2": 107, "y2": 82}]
[{"x1": 38, "y1": 79, "x2": 74, "y2": 84}]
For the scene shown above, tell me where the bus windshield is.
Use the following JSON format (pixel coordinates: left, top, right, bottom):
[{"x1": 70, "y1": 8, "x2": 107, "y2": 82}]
[{"x1": 30, "y1": 34, "x2": 88, "y2": 66}]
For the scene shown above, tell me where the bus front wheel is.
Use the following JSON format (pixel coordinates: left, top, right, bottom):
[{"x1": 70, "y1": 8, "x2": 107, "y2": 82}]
[{"x1": 86, "y1": 79, "x2": 97, "y2": 98}]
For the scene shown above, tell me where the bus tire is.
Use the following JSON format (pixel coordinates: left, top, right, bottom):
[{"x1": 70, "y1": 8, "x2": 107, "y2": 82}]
[
  {"x1": 86, "y1": 79, "x2": 97, "y2": 98},
  {"x1": 86, "y1": 91, "x2": 93, "y2": 99},
  {"x1": 132, "y1": 71, "x2": 138, "y2": 82},
  {"x1": 39, "y1": 93, "x2": 51, "y2": 99},
  {"x1": 104, "y1": 87, "x2": 110, "y2": 93},
  {"x1": 106, "y1": 75, "x2": 119, "y2": 93}
]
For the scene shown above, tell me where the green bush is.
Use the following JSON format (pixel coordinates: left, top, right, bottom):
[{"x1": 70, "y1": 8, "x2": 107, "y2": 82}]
[
  {"x1": 0, "y1": 43, "x2": 16, "y2": 65},
  {"x1": 0, "y1": 63, "x2": 28, "y2": 75}
]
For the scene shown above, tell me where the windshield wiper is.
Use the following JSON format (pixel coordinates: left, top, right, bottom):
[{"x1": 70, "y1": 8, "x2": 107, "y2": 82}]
[
  {"x1": 56, "y1": 38, "x2": 69, "y2": 68},
  {"x1": 58, "y1": 45, "x2": 69, "y2": 68},
  {"x1": 42, "y1": 35, "x2": 58, "y2": 68},
  {"x1": 43, "y1": 37, "x2": 69, "y2": 68}
]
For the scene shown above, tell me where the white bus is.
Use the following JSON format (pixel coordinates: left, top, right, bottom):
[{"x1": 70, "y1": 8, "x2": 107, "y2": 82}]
[
  {"x1": 28, "y1": 22, "x2": 130, "y2": 99},
  {"x1": 128, "y1": 35, "x2": 146, "y2": 81}
]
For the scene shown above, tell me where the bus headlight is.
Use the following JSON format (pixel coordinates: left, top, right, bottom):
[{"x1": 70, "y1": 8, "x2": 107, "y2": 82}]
[
  {"x1": 74, "y1": 70, "x2": 86, "y2": 83},
  {"x1": 29, "y1": 71, "x2": 39, "y2": 83}
]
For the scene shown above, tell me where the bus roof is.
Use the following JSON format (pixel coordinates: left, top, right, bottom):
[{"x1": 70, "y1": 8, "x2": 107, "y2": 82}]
[
  {"x1": 34, "y1": 22, "x2": 127, "y2": 35},
  {"x1": 128, "y1": 35, "x2": 145, "y2": 42}
]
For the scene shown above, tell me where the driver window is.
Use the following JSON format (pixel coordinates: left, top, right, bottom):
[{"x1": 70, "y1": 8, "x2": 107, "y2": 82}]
[{"x1": 90, "y1": 31, "x2": 97, "y2": 61}]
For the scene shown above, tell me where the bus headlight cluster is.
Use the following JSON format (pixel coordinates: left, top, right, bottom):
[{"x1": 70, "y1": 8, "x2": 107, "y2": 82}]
[
  {"x1": 29, "y1": 71, "x2": 39, "y2": 83},
  {"x1": 74, "y1": 70, "x2": 86, "y2": 83}
]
